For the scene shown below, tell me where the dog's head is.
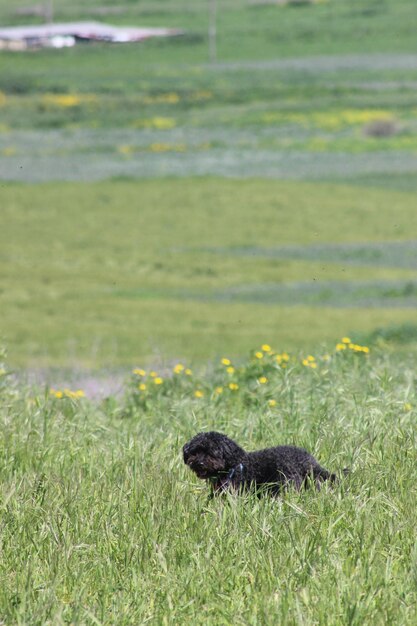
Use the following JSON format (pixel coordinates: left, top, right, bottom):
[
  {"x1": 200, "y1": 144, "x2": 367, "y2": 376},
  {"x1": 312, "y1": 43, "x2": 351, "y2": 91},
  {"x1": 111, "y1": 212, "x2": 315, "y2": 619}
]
[{"x1": 183, "y1": 431, "x2": 246, "y2": 480}]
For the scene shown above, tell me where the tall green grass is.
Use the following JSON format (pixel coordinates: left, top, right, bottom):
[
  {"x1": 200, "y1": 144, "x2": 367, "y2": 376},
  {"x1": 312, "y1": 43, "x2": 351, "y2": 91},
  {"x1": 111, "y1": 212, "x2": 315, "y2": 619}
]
[{"x1": 0, "y1": 347, "x2": 416, "y2": 624}]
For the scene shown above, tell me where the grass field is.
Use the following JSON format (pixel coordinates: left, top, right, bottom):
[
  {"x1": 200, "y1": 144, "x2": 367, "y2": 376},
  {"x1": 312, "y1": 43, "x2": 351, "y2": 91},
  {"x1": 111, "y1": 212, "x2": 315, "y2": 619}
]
[
  {"x1": 1, "y1": 178, "x2": 417, "y2": 367},
  {"x1": 1, "y1": 2, "x2": 417, "y2": 624},
  {"x1": 1, "y1": 9, "x2": 417, "y2": 370},
  {"x1": 1, "y1": 347, "x2": 416, "y2": 624}
]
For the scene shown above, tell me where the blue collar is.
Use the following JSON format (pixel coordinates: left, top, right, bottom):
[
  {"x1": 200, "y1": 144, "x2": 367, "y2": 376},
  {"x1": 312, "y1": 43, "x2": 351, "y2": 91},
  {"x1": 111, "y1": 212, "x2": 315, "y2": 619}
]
[{"x1": 226, "y1": 463, "x2": 243, "y2": 481}]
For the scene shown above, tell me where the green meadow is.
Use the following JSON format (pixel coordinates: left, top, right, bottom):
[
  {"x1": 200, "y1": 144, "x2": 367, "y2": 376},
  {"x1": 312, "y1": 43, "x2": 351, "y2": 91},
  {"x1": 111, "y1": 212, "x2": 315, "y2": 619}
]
[
  {"x1": 1, "y1": 179, "x2": 417, "y2": 367},
  {"x1": 0, "y1": 348, "x2": 416, "y2": 624}
]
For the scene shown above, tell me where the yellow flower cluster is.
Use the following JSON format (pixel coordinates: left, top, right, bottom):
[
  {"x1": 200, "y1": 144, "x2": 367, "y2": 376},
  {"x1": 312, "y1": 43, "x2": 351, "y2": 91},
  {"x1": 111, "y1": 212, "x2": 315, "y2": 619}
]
[
  {"x1": 42, "y1": 93, "x2": 97, "y2": 108},
  {"x1": 253, "y1": 345, "x2": 290, "y2": 368},
  {"x1": 220, "y1": 358, "x2": 235, "y2": 374},
  {"x1": 276, "y1": 352, "x2": 290, "y2": 366},
  {"x1": 50, "y1": 388, "x2": 85, "y2": 399},
  {"x1": 149, "y1": 143, "x2": 186, "y2": 153},
  {"x1": 133, "y1": 368, "x2": 164, "y2": 389},
  {"x1": 2, "y1": 146, "x2": 16, "y2": 157},
  {"x1": 262, "y1": 108, "x2": 394, "y2": 131},
  {"x1": 133, "y1": 117, "x2": 176, "y2": 130},
  {"x1": 302, "y1": 355, "x2": 317, "y2": 369},
  {"x1": 118, "y1": 144, "x2": 135, "y2": 155},
  {"x1": 335, "y1": 337, "x2": 370, "y2": 354},
  {"x1": 189, "y1": 90, "x2": 213, "y2": 102},
  {"x1": 143, "y1": 92, "x2": 180, "y2": 105},
  {"x1": 130, "y1": 336, "x2": 370, "y2": 404}
]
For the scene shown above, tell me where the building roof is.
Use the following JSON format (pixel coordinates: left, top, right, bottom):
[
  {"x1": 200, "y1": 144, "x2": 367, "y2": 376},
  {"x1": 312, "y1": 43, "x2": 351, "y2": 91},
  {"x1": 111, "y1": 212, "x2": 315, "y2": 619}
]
[{"x1": 0, "y1": 21, "x2": 184, "y2": 42}]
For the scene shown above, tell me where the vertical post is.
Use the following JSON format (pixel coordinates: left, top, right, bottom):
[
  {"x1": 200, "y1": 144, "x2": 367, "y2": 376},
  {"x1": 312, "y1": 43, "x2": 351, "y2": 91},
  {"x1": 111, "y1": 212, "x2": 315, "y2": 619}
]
[
  {"x1": 208, "y1": 0, "x2": 217, "y2": 63},
  {"x1": 45, "y1": 0, "x2": 54, "y2": 23}
]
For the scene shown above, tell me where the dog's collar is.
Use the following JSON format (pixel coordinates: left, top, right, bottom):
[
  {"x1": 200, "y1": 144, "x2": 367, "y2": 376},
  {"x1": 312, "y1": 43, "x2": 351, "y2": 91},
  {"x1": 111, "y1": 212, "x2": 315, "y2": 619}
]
[
  {"x1": 226, "y1": 463, "x2": 244, "y2": 482},
  {"x1": 210, "y1": 463, "x2": 244, "y2": 491}
]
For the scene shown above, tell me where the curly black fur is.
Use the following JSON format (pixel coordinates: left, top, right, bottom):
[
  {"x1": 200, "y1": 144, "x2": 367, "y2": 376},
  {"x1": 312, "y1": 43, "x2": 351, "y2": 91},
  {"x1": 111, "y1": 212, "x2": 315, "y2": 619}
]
[{"x1": 183, "y1": 431, "x2": 338, "y2": 496}]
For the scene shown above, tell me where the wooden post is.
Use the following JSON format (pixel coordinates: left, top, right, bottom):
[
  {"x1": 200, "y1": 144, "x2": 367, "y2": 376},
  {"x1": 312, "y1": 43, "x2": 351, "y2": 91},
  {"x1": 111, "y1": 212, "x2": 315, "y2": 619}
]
[
  {"x1": 45, "y1": 0, "x2": 54, "y2": 23},
  {"x1": 208, "y1": 0, "x2": 217, "y2": 63}
]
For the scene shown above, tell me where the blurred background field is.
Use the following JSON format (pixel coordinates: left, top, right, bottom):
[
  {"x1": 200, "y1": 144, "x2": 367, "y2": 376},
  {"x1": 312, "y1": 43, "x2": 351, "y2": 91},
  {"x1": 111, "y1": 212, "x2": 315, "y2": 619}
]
[{"x1": 1, "y1": 0, "x2": 417, "y2": 369}]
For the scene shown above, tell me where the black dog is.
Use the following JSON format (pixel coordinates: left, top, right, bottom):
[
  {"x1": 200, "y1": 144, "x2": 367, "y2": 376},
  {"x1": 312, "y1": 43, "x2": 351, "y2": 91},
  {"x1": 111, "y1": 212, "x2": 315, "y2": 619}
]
[{"x1": 183, "y1": 431, "x2": 338, "y2": 496}]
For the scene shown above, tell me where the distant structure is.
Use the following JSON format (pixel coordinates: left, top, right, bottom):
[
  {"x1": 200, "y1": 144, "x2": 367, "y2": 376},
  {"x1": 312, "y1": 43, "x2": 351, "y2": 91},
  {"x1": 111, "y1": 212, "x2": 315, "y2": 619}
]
[{"x1": 0, "y1": 21, "x2": 185, "y2": 51}]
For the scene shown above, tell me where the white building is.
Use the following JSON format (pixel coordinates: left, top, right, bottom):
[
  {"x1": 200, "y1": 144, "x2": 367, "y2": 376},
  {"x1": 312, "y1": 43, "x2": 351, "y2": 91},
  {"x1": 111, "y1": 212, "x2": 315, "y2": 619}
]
[{"x1": 0, "y1": 21, "x2": 184, "y2": 50}]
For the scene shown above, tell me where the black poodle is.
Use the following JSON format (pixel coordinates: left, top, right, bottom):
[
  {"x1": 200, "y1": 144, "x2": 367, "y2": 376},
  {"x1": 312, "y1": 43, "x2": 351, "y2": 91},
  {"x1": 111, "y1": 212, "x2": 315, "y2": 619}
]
[{"x1": 183, "y1": 431, "x2": 339, "y2": 496}]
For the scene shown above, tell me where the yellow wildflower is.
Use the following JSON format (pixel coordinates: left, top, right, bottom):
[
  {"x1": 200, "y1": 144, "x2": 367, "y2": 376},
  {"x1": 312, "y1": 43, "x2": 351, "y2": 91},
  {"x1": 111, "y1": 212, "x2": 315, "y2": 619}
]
[
  {"x1": 173, "y1": 363, "x2": 185, "y2": 374},
  {"x1": 185, "y1": 368, "x2": 193, "y2": 376},
  {"x1": 303, "y1": 358, "x2": 317, "y2": 369},
  {"x1": 133, "y1": 368, "x2": 146, "y2": 376},
  {"x1": 150, "y1": 371, "x2": 157, "y2": 378},
  {"x1": 261, "y1": 344, "x2": 272, "y2": 352},
  {"x1": 154, "y1": 377, "x2": 163, "y2": 385},
  {"x1": 2, "y1": 147, "x2": 16, "y2": 157},
  {"x1": 215, "y1": 386, "x2": 223, "y2": 394},
  {"x1": 191, "y1": 90, "x2": 213, "y2": 101},
  {"x1": 226, "y1": 366, "x2": 235, "y2": 374},
  {"x1": 342, "y1": 337, "x2": 351, "y2": 344},
  {"x1": 194, "y1": 390, "x2": 204, "y2": 398},
  {"x1": 404, "y1": 403, "x2": 412, "y2": 412},
  {"x1": 336, "y1": 343, "x2": 347, "y2": 351},
  {"x1": 43, "y1": 93, "x2": 81, "y2": 107},
  {"x1": 148, "y1": 117, "x2": 176, "y2": 129},
  {"x1": 139, "y1": 383, "x2": 147, "y2": 391},
  {"x1": 255, "y1": 351, "x2": 263, "y2": 359},
  {"x1": 118, "y1": 144, "x2": 134, "y2": 155},
  {"x1": 349, "y1": 344, "x2": 370, "y2": 354},
  {"x1": 268, "y1": 399, "x2": 277, "y2": 407},
  {"x1": 229, "y1": 383, "x2": 239, "y2": 391},
  {"x1": 221, "y1": 358, "x2": 231, "y2": 366},
  {"x1": 258, "y1": 376, "x2": 268, "y2": 384}
]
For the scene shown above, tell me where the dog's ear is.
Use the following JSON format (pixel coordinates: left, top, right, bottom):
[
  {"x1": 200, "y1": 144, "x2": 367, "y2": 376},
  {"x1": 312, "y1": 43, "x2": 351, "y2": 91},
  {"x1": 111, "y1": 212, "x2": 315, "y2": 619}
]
[{"x1": 183, "y1": 443, "x2": 190, "y2": 461}]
